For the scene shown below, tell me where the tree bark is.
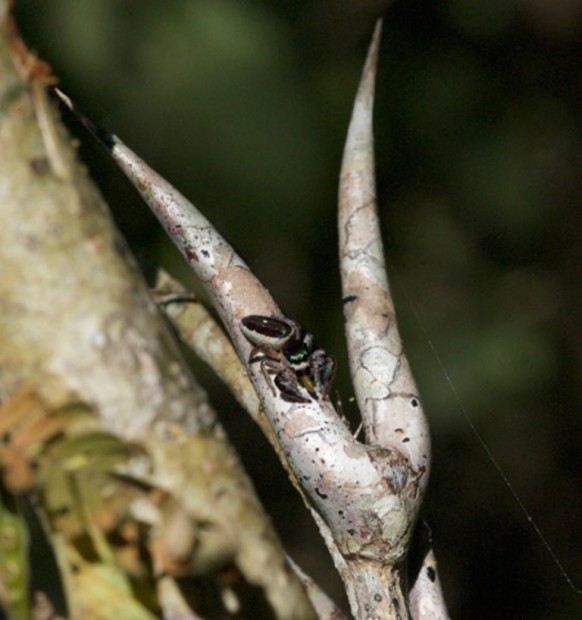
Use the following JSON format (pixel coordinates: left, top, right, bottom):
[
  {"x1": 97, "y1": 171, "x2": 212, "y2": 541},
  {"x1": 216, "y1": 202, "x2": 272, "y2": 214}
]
[{"x1": 0, "y1": 3, "x2": 317, "y2": 618}]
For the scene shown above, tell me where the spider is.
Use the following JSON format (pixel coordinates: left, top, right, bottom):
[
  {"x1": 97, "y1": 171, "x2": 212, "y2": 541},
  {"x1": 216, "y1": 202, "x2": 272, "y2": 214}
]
[{"x1": 240, "y1": 315, "x2": 335, "y2": 404}]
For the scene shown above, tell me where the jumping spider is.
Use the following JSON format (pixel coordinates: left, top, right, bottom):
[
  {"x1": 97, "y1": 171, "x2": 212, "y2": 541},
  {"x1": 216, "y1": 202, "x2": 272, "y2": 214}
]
[{"x1": 240, "y1": 315, "x2": 336, "y2": 404}]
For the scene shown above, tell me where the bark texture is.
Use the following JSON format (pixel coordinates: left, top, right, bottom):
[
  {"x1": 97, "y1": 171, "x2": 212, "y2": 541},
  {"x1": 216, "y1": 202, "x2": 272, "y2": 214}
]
[{"x1": 0, "y1": 4, "x2": 316, "y2": 618}]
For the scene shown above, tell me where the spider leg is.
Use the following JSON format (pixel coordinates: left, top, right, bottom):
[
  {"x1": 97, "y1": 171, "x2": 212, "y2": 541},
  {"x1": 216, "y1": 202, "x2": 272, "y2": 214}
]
[
  {"x1": 274, "y1": 369, "x2": 311, "y2": 403},
  {"x1": 247, "y1": 345, "x2": 288, "y2": 397},
  {"x1": 310, "y1": 350, "x2": 336, "y2": 398},
  {"x1": 259, "y1": 359, "x2": 279, "y2": 396}
]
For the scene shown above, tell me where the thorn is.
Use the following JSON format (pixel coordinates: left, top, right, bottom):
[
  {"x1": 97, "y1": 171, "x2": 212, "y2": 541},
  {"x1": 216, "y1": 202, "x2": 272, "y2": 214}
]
[{"x1": 53, "y1": 87, "x2": 116, "y2": 150}]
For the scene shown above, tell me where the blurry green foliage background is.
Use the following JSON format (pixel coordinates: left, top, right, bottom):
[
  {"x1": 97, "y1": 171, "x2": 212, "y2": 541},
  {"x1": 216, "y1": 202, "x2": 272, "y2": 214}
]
[{"x1": 15, "y1": 0, "x2": 581, "y2": 617}]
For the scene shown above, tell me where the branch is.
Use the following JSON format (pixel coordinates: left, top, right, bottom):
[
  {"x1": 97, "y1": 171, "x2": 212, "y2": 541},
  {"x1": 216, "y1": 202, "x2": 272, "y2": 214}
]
[
  {"x1": 151, "y1": 270, "x2": 265, "y2": 431},
  {"x1": 54, "y1": 17, "x2": 445, "y2": 620},
  {"x1": 54, "y1": 89, "x2": 411, "y2": 588},
  {"x1": 0, "y1": 4, "x2": 317, "y2": 618},
  {"x1": 337, "y1": 19, "x2": 435, "y2": 617}
]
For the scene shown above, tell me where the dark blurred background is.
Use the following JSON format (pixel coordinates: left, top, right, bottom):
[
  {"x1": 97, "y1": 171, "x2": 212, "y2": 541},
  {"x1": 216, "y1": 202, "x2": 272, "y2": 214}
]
[{"x1": 14, "y1": 0, "x2": 582, "y2": 617}]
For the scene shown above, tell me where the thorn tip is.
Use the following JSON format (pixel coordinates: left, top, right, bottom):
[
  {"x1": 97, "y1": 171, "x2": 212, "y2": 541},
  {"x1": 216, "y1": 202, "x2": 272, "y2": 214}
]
[{"x1": 53, "y1": 87, "x2": 116, "y2": 151}]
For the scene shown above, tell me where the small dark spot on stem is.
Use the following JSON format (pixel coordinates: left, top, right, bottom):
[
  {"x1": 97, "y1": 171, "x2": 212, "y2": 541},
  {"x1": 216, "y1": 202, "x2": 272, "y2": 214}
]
[
  {"x1": 97, "y1": 128, "x2": 116, "y2": 150},
  {"x1": 411, "y1": 398, "x2": 419, "y2": 407},
  {"x1": 314, "y1": 487, "x2": 328, "y2": 500},
  {"x1": 201, "y1": 249, "x2": 210, "y2": 258},
  {"x1": 29, "y1": 157, "x2": 50, "y2": 175},
  {"x1": 374, "y1": 594, "x2": 382, "y2": 602},
  {"x1": 342, "y1": 295, "x2": 358, "y2": 304},
  {"x1": 427, "y1": 566, "x2": 436, "y2": 582}
]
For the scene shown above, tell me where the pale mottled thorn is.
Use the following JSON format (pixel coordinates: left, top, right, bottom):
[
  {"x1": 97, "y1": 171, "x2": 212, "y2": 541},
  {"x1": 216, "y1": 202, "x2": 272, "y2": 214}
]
[
  {"x1": 339, "y1": 19, "x2": 382, "y2": 224},
  {"x1": 338, "y1": 20, "x2": 431, "y2": 478},
  {"x1": 408, "y1": 549, "x2": 450, "y2": 620},
  {"x1": 54, "y1": 88, "x2": 278, "y2": 342},
  {"x1": 54, "y1": 88, "x2": 116, "y2": 149}
]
